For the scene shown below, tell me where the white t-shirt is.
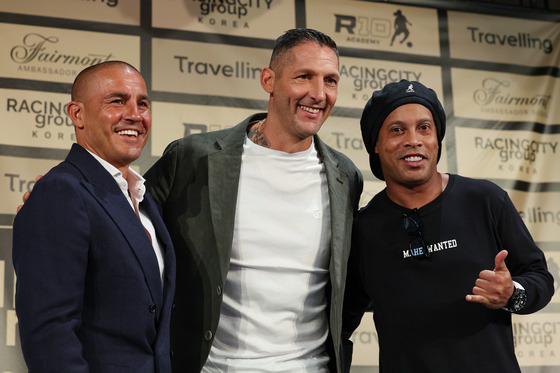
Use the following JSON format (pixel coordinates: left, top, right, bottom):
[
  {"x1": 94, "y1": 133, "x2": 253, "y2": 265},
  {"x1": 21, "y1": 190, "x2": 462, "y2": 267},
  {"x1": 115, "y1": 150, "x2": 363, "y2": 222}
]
[{"x1": 202, "y1": 136, "x2": 331, "y2": 372}]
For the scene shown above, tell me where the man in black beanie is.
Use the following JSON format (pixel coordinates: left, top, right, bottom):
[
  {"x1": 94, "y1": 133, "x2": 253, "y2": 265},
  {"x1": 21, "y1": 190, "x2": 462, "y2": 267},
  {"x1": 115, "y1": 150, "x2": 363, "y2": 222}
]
[{"x1": 342, "y1": 80, "x2": 554, "y2": 372}]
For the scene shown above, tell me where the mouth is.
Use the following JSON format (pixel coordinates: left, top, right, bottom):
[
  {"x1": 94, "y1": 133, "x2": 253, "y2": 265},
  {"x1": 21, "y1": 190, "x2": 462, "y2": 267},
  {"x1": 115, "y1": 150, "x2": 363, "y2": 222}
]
[
  {"x1": 299, "y1": 105, "x2": 321, "y2": 114},
  {"x1": 116, "y1": 129, "x2": 141, "y2": 137},
  {"x1": 403, "y1": 155, "x2": 423, "y2": 162},
  {"x1": 401, "y1": 152, "x2": 429, "y2": 166}
]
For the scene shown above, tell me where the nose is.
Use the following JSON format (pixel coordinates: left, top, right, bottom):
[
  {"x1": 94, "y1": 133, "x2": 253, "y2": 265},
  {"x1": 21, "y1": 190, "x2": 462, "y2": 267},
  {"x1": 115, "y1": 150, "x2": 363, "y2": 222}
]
[
  {"x1": 125, "y1": 102, "x2": 142, "y2": 122},
  {"x1": 309, "y1": 78, "x2": 326, "y2": 102},
  {"x1": 405, "y1": 129, "x2": 422, "y2": 147}
]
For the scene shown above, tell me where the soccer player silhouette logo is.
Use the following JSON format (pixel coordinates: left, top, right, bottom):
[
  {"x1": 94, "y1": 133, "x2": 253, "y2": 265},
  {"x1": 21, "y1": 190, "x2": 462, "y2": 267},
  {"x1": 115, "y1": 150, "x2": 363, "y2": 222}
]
[{"x1": 390, "y1": 10, "x2": 412, "y2": 47}]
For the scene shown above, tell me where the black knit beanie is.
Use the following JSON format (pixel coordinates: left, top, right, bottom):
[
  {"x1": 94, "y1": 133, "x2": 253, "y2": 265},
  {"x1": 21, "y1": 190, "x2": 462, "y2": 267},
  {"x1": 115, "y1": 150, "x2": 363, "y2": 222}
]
[{"x1": 360, "y1": 80, "x2": 446, "y2": 180}]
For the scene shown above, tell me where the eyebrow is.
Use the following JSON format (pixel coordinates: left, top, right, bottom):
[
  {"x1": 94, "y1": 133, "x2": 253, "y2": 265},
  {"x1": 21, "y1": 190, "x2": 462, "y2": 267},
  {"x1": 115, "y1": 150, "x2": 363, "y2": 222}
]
[
  {"x1": 105, "y1": 92, "x2": 151, "y2": 103},
  {"x1": 138, "y1": 94, "x2": 151, "y2": 103},
  {"x1": 418, "y1": 117, "x2": 434, "y2": 123},
  {"x1": 386, "y1": 117, "x2": 433, "y2": 127}
]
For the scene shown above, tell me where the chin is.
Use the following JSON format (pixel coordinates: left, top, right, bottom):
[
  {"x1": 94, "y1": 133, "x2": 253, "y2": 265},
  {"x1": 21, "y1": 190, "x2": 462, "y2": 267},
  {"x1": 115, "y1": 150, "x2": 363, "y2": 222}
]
[
  {"x1": 396, "y1": 172, "x2": 428, "y2": 185},
  {"x1": 121, "y1": 151, "x2": 142, "y2": 163},
  {"x1": 301, "y1": 121, "x2": 324, "y2": 136}
]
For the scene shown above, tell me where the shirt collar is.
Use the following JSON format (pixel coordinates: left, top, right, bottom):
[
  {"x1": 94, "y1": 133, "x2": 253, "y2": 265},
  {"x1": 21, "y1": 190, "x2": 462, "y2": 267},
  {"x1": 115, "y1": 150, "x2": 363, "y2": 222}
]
[{"x1": 86, "y1": 150, "x2": 146, "y2": 203}]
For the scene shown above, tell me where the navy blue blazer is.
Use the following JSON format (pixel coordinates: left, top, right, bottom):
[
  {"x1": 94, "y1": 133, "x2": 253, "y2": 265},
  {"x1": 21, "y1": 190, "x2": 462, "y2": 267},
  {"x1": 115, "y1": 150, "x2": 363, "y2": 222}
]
[{"x1": 13, "y1": 143, "x2": 176, "y2": 373}]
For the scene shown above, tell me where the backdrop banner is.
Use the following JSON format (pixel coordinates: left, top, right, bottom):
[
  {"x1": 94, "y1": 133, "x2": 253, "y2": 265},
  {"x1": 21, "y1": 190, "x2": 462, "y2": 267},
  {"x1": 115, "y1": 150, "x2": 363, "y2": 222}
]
[{"x1": 1, "y1": 1, "x2": 559, "y2": 372}]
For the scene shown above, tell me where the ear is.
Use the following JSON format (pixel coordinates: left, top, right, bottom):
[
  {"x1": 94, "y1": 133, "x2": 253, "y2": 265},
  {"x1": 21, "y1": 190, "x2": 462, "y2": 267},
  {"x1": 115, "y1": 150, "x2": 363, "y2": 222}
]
[
  {"x1": 260, "y1": 67, "x2": 275, "y2": 94},
  {"x1": 67, "y1": 101, "x2": 85, "y2": 129}
]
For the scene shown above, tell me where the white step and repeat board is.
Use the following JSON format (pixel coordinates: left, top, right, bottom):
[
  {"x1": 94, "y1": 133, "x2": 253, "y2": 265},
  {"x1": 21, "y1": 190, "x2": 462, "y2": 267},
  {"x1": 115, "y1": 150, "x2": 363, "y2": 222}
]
[{"x1": 0, "y1": 1, "x2": 559, "y2": 372}]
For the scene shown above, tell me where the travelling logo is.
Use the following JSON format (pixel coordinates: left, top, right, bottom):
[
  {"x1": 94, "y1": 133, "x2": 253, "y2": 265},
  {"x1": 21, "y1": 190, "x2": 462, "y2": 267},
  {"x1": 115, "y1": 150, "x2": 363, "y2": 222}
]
[{"x1": 467, "y1": 26, "x2": 553, "y2": 55}]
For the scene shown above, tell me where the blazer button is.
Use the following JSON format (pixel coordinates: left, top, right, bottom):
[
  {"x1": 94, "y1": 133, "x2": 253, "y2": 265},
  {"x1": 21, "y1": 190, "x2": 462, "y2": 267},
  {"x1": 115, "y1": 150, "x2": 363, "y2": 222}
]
[
  {"x1": 216, "y1": 285, "x2": 222, "y2": 296},
  {"x1": 205, "y1": 330, "x2": 213, "y2": 341},
  {"x1": 149, "y1": 304, "x2": 157, "y2": 313}
]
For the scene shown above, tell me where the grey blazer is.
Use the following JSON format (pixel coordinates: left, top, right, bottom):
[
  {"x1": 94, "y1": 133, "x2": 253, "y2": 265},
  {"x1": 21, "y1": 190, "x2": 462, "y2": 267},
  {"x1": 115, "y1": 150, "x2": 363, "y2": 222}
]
[{"x1": 145, "y1": 113, "x2": 363, "y2": 372}]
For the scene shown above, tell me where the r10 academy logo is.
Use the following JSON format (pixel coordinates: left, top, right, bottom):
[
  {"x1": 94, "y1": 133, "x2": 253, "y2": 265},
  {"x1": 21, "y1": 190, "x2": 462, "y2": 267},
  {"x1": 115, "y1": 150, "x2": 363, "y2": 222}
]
[{"x1": 334, "y1": 9, "x2": 414, "y2": 48}]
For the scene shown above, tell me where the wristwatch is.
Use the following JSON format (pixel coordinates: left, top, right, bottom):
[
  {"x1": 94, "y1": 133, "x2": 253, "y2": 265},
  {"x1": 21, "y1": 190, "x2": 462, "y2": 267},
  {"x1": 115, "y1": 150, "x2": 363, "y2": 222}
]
[{"x1": 504, "y1": 285, "x2": 527, "y2": 312}]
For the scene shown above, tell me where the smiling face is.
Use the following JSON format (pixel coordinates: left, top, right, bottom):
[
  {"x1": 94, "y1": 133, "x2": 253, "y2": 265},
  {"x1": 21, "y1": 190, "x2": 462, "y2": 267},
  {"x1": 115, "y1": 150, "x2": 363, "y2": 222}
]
[
  {"x1": 261, "y1": 42, "x2": 339, "y2": 151},
  {"x1": 375, "y1": 103, "x2": 440, "y2": 188},
  {"x1": 67, "y1": 64, "x2": 151, "y2": 175}
]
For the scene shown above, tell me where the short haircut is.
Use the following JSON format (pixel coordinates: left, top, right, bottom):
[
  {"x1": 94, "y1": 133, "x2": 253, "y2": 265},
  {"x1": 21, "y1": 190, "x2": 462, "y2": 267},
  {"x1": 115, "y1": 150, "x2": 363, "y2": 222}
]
[
  {"x1": 71, "y1": 61, "x2": 140, "y2": 101},
  {"x1": 269, "y1": 28, "x2": 339, "y2": 70}
]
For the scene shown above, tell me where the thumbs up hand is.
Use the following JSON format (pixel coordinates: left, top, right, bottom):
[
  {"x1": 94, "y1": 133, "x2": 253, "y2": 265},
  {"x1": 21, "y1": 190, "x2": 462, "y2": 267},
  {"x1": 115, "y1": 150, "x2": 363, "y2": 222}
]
[{"x1": 466, "y1": 250, "x2": 515, "y2": 309}]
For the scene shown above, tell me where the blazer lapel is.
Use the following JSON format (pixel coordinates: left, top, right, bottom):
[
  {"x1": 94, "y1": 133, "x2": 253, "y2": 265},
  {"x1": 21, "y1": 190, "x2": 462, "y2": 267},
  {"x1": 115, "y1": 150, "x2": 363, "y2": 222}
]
[
  {"x1": 141, "y1": 193, "x2": 176, "y2": 317},
  {"x1": 207, "y1": 121, "x2": 250, "y2": 280},
  {"x1": 315, "y1": 136, "x2": 351, "y2": 290},
  {"x1": 141, "y1": 194, "x2": 175, "y2": 284},
  {"x1": 86, "y1": 182, "x2": 164, "y2": 305},
  {"x1": 66, "y1": 145, "x2": 164, "y2": 309}
]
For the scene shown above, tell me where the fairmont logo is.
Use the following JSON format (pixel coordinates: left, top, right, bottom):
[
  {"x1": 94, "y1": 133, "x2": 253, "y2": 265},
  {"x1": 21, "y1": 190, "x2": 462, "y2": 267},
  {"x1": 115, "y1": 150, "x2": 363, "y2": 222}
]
[
  {"x1": 473, "y1": 78, "x2": 551, "y2": 110},
  {"x1": 334, "y1": 9, "x2": 415, "y2": 48},
  {"x1": 10, "y1": 33, "x2": 113, "y2": 67},
  {"x1": 467, "y1": 26, "x2": 553, "y2": 54},
  {"x1": 194, "y1": 0, "x2": 273, "y2": 19}
]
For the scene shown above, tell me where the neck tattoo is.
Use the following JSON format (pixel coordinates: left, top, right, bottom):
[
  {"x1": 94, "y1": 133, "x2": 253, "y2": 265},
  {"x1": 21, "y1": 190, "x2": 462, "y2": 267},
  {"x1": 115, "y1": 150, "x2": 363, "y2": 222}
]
[{"x1": 248, "y1": 119, "x2": 271, "y2": 148}]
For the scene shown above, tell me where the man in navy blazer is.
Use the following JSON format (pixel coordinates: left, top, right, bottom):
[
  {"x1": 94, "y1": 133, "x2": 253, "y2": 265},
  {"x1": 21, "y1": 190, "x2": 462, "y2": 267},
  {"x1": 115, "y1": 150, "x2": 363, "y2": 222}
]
[{"x1": 12, "y1": 61, "x2": 176, "y2": 373}]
